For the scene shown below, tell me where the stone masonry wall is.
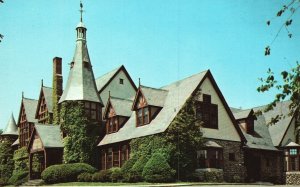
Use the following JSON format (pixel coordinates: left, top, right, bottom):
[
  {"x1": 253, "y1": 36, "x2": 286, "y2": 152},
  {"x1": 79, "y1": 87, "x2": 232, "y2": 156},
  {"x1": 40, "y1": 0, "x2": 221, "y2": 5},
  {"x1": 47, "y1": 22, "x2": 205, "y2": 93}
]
[
  {"x1": 284, "y1": 172, "x2": 300, "y2": 185},
  {"x1": 209, "y1": 139, "x2": 246, "y2": 182}
]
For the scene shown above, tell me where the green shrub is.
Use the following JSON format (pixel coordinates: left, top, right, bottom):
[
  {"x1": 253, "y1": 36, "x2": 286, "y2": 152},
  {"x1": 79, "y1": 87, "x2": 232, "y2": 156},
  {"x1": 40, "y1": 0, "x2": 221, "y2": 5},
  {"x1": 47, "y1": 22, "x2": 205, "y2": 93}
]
[
  {"x1": 41, "y1": 163, "x2": 96, "y2": 184},
  {"x1": 110, "y1": 167, "x2": 123, "y2": 182},
  {"x1": 142, "y1": 153, "x2": 175, "y2": 183},
  {"x1": 77, "y1": 172, "x2": 93, "y2": 182},
  {"x1": 0, "y1": 177, "x2": 9, "y2": 186},
  {"x1": 8, "y1": 171, "x2": 29, "y2": 185},
  {"x1": 0, "y1": 141, "x2": 15, "y2": 183},
  {"x1": 12, "y1": 147, "x2": 28, "y2": 174},
  {"x1": 195, "y1": 170, "x2": 223, "y2": 182},
  {"x1": 92, "y1": 170, "x2": 112, "y2": 182},
  {"x1": 121, "y1": 154, "x2": 139, "y2": 182}
]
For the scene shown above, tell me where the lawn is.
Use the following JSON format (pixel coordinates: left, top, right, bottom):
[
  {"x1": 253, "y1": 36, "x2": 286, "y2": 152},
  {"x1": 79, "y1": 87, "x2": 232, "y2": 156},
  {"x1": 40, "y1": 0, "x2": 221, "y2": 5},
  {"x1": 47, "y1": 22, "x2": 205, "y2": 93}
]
[{"x1": 49, "y1": 182, "x2": 207, "y2": 186}]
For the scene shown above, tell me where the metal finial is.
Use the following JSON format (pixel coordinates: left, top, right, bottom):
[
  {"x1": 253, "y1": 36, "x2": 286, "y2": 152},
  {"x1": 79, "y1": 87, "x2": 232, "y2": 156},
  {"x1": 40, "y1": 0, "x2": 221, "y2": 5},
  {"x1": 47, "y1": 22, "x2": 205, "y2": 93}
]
[
  {"x1": 41, "y1": 79, "x2": 44, "y2": 87},
  {"x1": 109, "y1": 91, "x2": 111, "y2": 98},
  {"x1": 80, "y1": 0, "x2": 84, "y2": 22},
  {"x1": 22, "y1": 91, "x2": 24, "y2": 98}
]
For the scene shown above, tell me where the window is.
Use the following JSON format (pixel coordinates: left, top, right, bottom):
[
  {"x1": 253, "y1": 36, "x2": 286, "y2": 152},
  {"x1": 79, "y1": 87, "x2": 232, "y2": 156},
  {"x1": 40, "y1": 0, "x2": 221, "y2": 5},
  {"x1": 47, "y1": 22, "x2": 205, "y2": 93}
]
[
  {"x1": 197, "y1": 149, "x2": 223, "y2": 169},
  {"x1": 107, "y1": 148, "x2": 113, "y2": 169},
  {"x1": 107, "y1": 117, "x2": 118, "y2": 134},
  {"x1": 203, "y1": 94, "x2": 211, "y2": 103},
  {"x1": 84, "y1": 102, "x2": 101, "y2": 121},
  {"x1": 290, "y1": 149, "x2": 298, "y2": 155},
  {"x1": 121, "y1": 145, "x2": 128, "y2": 166},
  {"x1": 196, "y1": 98, "x2": 218, "y2": 129},
  {"x1": 136, "y1": 107, "x2": 150, "y2": 126},
  {"x1": 229, "y1": 153, "x2": 235, "y2": 161},
  {"x1": 113, "y1": 148, "x2": 119, "y2": 167},
  {"x1": 119, "y1": 78, "x2": 124, "y2": 85}
]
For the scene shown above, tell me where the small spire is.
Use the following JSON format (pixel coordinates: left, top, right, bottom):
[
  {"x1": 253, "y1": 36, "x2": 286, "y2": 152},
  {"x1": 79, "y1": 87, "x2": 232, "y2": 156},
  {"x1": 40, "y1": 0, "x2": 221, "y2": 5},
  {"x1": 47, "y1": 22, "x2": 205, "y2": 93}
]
[
  {"x1": 109, "y1": 91, "x2": 111, "y2": 98},
  {"x1": 41, "y1": 79, "x2": 44, "y2": 87},
  {"x1": 80, "y1": 0, "x2": 84, "y2": 22},
  {"x1": 22, "y1": 91, "x2": 24, "y2": 98}
]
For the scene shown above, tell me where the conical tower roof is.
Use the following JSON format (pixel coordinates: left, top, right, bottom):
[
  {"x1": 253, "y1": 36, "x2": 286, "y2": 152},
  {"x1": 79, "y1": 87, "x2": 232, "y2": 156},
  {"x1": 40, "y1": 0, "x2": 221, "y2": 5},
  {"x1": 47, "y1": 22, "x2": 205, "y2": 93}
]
[
  {"x1": 2, "y1": 114, "x2": 18, "y2": 136},
  {"x1": 59, "y1": 3, "x2": 102, "y2": 105}
]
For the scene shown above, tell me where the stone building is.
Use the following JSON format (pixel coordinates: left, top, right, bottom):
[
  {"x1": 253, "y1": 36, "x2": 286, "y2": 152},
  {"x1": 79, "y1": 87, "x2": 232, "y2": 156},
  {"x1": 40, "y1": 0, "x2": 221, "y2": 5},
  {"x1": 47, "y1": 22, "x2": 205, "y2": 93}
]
[{"x1": 2, "y1": 2, "x2": 300, "y2": 185}]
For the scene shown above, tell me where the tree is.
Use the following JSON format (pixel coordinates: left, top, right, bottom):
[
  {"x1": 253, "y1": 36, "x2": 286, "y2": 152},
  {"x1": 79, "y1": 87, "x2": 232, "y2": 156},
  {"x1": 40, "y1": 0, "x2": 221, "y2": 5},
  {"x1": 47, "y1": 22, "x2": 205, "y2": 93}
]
[
  {"x1": 0, "y1": 129, "x2": 3, "y2": 134},
  {"x1": 0, "y1": 0, "x2": 3, "y2": 43},
  {"x1": 258, "y1": 0, "x2": 300, "y2": 143}
]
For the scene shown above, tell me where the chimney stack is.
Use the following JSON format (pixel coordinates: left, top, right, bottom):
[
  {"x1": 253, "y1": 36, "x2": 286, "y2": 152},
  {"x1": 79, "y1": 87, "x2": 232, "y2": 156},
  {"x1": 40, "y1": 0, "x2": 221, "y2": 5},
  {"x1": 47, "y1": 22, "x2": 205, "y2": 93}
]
[{"x1": 53, "y1": 57, "x2": 63, "y2": 124}]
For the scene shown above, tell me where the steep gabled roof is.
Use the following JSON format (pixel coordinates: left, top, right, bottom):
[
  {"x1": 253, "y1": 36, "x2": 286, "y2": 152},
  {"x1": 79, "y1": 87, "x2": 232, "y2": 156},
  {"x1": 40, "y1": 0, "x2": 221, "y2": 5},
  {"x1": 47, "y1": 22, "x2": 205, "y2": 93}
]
[
  {"x1": 35, "y1": 86, "x2": 53, "y2": 118},
  {"x1": 232, "y1": 108, "x2": 277, "y2": 151},
  {"x1": 104, "y1": 97, "x2": 133, "y2": 118},
  {"x1": 33, "y1": 124, "x2": 63, "y2": 148},
  {"x1": 132, "y1": 86, "x2": 168, "y2": 109},
  {"x1": 18, "y1": 97, "x2": 38, "y2": 124},
  {"x1": 96, "y1": 65, "x2": 138, "y2": 94},
  {"x1": 98, "y1": 70, "x2": 245, "y2": 146},
  {"x1": 1, "y1": 114, "x2": 18, "y2": 136},
  {"x1": 253, "y1": 100, "x2": 293, "y2": 147}
]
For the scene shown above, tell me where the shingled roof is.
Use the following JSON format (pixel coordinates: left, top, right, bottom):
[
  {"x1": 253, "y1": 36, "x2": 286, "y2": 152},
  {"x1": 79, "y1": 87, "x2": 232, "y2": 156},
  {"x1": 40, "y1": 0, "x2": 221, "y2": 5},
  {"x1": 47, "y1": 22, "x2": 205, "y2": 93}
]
[
  {"x1": 138, "y1": 86, "x2": 168, "y2": 108},
  {"x1": 59, "y1": 20, "x2": 102, "y2": 105},
  {"x1": 99, "y1": 70, "x2": 208, "y2": 146},
  {"x1": 42, "y1": 86, "x2": 53, "y2": 113},
  {"x1": 96, "y1": 66, "x2": 121, "y2": 92},
  {"x1": 253, "y1": 100, "x2": 293, "y2": 147},
  {"x1": 1, "y1": 114, "x2": 18, "y2": 136},
  {"x1": 105, "y1": 97, "x2": 133, "y2": 118},
  {"x1": 34, "y1": 124, "x2": 63, "y2": 148},
  {"x1": 20, "y1": 98, "x2": 38, "y2": 124},
  {"x1": 233, "y1": 109, "x2": 254, "y2": 120}
]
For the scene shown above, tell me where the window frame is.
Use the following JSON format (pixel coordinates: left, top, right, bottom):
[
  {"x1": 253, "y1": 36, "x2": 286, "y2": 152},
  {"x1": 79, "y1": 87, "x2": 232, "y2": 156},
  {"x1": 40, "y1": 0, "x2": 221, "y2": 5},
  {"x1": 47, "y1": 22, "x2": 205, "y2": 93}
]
[
  {"x1": 196, "y1": 98, "x2": 218, "y2": 129},
  {"x1": 197, "y1": 148, "x2": 223, "y2": 169},
  {"x1": 136, "y1": 106, "x2": 150, "y2": 127}
]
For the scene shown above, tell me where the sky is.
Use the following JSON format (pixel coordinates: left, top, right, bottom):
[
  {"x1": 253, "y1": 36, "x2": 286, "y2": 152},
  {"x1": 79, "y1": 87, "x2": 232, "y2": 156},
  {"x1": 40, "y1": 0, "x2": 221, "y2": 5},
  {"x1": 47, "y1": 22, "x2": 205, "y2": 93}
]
[{"x1": 0, "y1": 0, "x2": 299, "y2": 130}]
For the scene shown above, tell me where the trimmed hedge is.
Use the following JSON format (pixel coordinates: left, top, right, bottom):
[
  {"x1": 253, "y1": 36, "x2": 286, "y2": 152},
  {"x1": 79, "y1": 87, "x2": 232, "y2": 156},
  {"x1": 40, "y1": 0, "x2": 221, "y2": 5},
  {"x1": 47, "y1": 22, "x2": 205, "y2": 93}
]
[
  {"x1": 8, "y1": 171, "x2": 29, "y2": 186},
  {"x1": 110, "y1": 167, "x2": 123, "y2": 182},
  {"x1": 92, "y1": 170, "x2": 112, "y2": 182},
  {"x1": 77, "y1": 172, "x2": 93, "y2": 182},
  {"x1": 41, "y1": 163, "x2": 96, "y2": 184},
  {"x1": 142, "y1": 153, "x2": 175, "y2": 183}
]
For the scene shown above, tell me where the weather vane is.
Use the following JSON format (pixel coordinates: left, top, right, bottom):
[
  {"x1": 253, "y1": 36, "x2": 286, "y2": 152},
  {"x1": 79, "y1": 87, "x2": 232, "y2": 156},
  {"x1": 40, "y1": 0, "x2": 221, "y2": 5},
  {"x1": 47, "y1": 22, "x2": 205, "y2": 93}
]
[{"x1": 80, "y1": 0, "x2": 84, "y2": 22}]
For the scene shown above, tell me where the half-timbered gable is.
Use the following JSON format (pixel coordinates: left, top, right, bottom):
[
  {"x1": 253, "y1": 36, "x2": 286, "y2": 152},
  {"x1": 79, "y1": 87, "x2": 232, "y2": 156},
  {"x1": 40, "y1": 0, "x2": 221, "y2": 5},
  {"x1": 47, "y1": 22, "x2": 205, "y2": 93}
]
[
  {"x1": 104, "y1": 97, "x2": 133, "y2": 134},
  {"x1": 18, "y1": 97, "x2": 38, "y2": 147},
  {"x1": 27, "y1": 124, "x2": 63, "y2": 179},
  {"x1": 35, "y1": 86, "x2": 53, "y2": 124},
  {"x1": 131, "y1": 86, "x2": 168, "y2": 127}
]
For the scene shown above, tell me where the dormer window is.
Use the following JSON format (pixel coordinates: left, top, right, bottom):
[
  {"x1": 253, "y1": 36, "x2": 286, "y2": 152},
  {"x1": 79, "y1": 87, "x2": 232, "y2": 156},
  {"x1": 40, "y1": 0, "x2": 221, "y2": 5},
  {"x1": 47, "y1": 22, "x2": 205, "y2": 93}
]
[
  {"x1": 84, "y1": 61, "x2": 90, "y2": 69},
  {"x1": 196, "y1": 94, "x2": 218, "y2": 129},
  {"x1": 137, "y1": 107, "x2": 149, "y2": 126},
  {"x1": 107, "y1": 117, "x2": 118, "y2": 134}
]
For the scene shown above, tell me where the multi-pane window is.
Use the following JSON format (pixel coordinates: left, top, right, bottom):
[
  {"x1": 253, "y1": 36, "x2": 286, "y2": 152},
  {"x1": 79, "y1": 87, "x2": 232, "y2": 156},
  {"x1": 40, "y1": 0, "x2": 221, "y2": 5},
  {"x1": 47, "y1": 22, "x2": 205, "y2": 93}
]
[
  {"x1": 285, "y1": 147, "x2": 300, "y2": 171},
  {"x1": 196, "y1": 94, "x2": 218, "y2": 129},
  {"x1": 197, "y1": 149, "x2": 223, "y2": 169},
  {"x1": 107, "y1": 148, "x2": 113, "y2": 169},
  {"x1": 136, "y1": 107, "x2": 150, "y2": 126},
  {"x1": 101, "y1": 144, "x2": 129, "y2": 170},
  {"x1": 290, "y1": 149, "x2": 298, "y2": 155},
  {"x1": 84, "y1": 102, "x2": 101, "y2": 121}
]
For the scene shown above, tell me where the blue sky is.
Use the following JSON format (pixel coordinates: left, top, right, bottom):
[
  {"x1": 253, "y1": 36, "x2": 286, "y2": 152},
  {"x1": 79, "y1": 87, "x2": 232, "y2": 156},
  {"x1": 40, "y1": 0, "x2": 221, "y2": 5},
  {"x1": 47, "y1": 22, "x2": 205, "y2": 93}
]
[{"x1": 0, "y1": 0, "x2": 299, "y2": 129}]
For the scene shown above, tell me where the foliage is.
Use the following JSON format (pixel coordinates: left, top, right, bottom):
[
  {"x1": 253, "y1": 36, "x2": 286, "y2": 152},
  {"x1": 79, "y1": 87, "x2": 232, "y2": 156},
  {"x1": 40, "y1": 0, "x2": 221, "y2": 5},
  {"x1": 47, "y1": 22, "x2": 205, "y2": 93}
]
[
  {"x1": 257, "y1": 64, "x2": 300, "y2": 141},
  {"x1": 193, "y1": 170, "x2": 223, "y2": 182},
  {"x1": 0, "y1": 129, "x2": 2, "y2": 134},
  {"x1": 60, "y1": 101, "x2": 99, "y2": 165},
  {"x1": 77, "y1": 172, "x2": 93, "y2": 182},
  {"x1": 0, "y1": 140, "x2": 14, "y2": 184},
  {"x1": 265, "y1": 0, "x2": 299, "y2": 56},
  {"x1": 12, "y1": 147, "x2": 28, "y2": 174},
  {"x1": 41, "y1": 163, "x2": 96, "y2": 184},
  {"x1": 92, "y1": 170, "x2": 112, "y2": 182},
  {"x1": 52, "y1": 73, "x2": 62, "y2": 125},
  {"x1": 8, "y1": 171, "x2": 29, "y2": 186},
  {"x1": 121, "y1": 153, "x2": 140, "y2": 182},
  {"x1": 110, "y1": 167, "x2": 123, "y2": 182},
  {"x1": 142, "y1": 152, "x2": 176, "y2": 183}
]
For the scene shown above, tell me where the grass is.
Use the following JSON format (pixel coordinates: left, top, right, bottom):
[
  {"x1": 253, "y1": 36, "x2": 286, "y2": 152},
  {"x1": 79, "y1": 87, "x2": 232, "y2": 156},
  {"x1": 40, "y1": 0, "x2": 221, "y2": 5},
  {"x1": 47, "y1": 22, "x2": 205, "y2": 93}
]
[{"x1": 50, "y1": 182, "x2": 154, "y2": 186}]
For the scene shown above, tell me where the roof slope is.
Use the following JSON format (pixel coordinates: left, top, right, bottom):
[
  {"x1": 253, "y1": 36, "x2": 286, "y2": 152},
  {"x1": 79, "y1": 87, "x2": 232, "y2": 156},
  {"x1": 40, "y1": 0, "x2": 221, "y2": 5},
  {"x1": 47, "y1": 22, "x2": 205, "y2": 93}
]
[
  {"x1": 109, "y1": 97, "x2": 133, "y2": 117},
  {"x1": 96, "y1": 66, "x2": 121, "y2": 92},
  {"x1": 233, "y1": 109, "x2": 253, "y2": 120},
  {"x1": 42, "y1": 86, "x2": 53, "y2": 113},
  {"x1": 22, "y1": 98, "x2": 38, "y2": 123},
  {"x1": 2, "y1": 114, "x2": 18, "y2": 136},
  {"x1": 140, "y1": 86, "x2": 168, "y2": 107},
  {"x1": 253, "y1": 100, "x2": 293, "y2": 147},
  {"x1": 99, "y1": 70, "x2": 208, "y2": 146},
  {"x1": 232, "y1": 108, "x2": 277, "y2": 151},
  {"x1": 35, "y1": 124, "x2": 63, "y2": 148},
  {"x1": 59, "y1": 21, "x2": 101, "y2": 104}
]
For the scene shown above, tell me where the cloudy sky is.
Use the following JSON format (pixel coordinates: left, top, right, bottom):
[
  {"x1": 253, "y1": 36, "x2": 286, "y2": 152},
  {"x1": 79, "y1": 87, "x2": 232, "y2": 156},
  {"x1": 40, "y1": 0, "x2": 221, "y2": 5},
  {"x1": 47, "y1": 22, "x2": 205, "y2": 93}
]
[{"x1": 0, "y1": 0, "x2": 299, "y2": 129}]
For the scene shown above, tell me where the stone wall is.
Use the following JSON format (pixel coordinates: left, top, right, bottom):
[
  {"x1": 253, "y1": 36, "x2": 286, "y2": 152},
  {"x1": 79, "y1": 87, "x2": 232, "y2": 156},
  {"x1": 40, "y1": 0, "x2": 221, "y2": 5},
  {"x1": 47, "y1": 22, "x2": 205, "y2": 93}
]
[
  {"x1": 209, "y1": 139, "x2": 246, "y2": 182},
  {"x1": 284, "y1": 172, "x2": 300, "y2": 185},
  {"x1": 260, "y1": 151, "x2": 282, "y2": 183}
]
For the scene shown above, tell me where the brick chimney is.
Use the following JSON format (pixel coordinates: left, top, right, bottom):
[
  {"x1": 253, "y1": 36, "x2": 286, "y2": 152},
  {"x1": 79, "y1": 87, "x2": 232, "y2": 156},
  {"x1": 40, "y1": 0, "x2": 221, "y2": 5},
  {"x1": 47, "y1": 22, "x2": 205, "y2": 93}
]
[{"x1": 52, "y1": 57, "x2": 63, "y2": 124}]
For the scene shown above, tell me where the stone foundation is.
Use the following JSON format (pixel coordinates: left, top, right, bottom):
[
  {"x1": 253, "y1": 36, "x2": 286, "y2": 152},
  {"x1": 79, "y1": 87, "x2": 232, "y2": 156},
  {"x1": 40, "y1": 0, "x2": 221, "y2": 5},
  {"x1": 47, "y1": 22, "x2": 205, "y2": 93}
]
[{"x1": 284, "y1": 172, "x2": 300, "y2": 185}]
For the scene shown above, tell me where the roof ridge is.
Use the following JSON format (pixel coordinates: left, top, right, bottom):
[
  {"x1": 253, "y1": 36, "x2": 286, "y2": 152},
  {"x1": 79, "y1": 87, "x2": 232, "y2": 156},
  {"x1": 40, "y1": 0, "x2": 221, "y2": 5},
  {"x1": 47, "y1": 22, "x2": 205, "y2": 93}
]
[
  {"x1": 161, "y1": 69, "x2": 209, "y2": 88},
  {"x1": 246, "y1": 100, "x2": 291, "y2": 111},
  {"x1": 141, "y1": 85, "x2": 168, "y2": 92},
  {"x1": 23, "y1": 97, "x2": 38, "y2": 101},
  {"x1": 96, "y1": 65, "x2": 122, "y2": 80}
]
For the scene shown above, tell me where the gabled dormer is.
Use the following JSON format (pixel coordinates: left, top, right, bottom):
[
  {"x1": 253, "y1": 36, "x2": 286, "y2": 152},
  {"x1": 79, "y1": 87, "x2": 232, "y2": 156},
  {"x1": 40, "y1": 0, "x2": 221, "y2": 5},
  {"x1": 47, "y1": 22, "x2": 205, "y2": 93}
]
[
  {"x1": 35, "y1": 85, "x2": 53, "y2": 124},
  {"x1": 132, "y1": 85, "x2": 168, "y2": 127},
  {"x1": 233, "y1": 109, "x2": 256, "y2": 134},
  {"x1": 104, "y1": 96, "x2": 133, "y2": 134}
]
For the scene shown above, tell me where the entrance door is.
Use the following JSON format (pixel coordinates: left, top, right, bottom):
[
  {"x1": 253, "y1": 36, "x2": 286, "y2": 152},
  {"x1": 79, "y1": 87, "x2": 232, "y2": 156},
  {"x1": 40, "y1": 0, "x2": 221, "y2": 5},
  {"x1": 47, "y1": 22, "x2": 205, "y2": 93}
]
[{"x1": 245, "y1": 152, "x2": 261, "y2": 182}]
